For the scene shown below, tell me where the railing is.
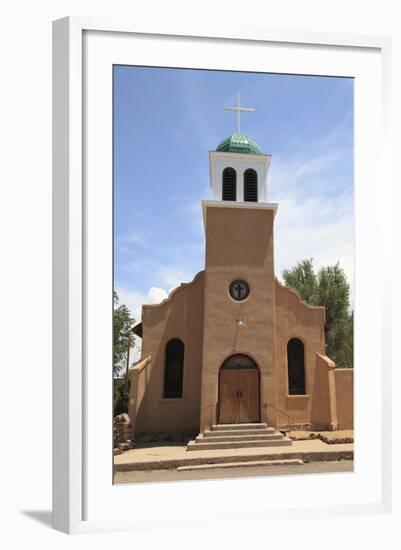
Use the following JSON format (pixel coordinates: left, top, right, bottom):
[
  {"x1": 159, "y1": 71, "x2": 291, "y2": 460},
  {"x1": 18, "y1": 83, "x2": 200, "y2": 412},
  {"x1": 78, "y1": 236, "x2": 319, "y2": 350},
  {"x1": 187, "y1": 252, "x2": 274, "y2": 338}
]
[{"x1": 264, "y1": 401, "x2": 295, "y2": 432}]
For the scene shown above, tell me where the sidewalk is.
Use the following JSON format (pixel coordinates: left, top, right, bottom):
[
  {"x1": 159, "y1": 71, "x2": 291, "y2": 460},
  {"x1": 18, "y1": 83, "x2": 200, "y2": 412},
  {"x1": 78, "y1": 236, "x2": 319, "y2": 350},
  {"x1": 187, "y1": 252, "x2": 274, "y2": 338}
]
[{"x1": 114, "y1": 439, "x2": 353, "y2": 472}]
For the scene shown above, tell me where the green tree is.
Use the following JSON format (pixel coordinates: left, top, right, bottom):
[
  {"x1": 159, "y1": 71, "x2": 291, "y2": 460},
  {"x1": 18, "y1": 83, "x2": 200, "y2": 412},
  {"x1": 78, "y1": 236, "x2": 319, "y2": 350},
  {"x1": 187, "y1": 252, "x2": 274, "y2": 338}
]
[
  {"x1": 113, "y1": 291, "x2": 135, "y2": 415},
  {"x1": 282, "y1": 259, "x2": 318, "y2": 305},
  {"x1": 282, "y1": 259, "x2": 353, "y2": 368},
  {"x1": 113, "y1": 291, "x2": 135, "y2": 376},
  {"x1": 114, "y1": 378, "x2": 130, "y2": 416}
]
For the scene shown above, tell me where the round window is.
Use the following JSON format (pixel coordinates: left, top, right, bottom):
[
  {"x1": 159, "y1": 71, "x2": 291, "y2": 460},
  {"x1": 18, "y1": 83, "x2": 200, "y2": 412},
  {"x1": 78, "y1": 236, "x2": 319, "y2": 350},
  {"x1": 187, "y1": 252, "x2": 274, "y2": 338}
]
[{"x1": 229, "y1": 280, "x2": 250, "y2": 301}]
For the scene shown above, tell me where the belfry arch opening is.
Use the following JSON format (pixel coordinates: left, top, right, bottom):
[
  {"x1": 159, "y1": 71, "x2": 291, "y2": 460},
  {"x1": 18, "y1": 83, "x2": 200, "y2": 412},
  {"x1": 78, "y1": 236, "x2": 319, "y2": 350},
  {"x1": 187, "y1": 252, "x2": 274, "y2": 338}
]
[
  {"x1": 222, "y1": 167, "x2": 237, "y2": 201},
  {"x1": 244, "y1": 168, "x2": 258, "y2": 202}
]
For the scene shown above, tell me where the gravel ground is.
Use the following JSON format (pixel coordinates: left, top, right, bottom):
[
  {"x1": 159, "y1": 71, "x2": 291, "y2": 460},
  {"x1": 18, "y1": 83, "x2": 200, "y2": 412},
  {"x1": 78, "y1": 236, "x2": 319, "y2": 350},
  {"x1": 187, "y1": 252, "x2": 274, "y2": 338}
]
[{"x1": 114, "y1": 459, "x2": 353, "y2": 485}]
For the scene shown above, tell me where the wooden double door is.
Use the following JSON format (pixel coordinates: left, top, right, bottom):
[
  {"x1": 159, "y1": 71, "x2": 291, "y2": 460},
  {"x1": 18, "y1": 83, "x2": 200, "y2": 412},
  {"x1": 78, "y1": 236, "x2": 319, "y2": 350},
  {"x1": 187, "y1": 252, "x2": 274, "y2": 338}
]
[{"x1": 218, "y1": 355, "x2": 260, "y2": 424}]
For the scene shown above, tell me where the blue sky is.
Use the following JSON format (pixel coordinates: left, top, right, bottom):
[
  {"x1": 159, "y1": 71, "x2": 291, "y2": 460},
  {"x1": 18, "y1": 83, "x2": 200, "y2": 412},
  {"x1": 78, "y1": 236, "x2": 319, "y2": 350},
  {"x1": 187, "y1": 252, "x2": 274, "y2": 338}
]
[{"x1": 114, "y1": 66, "x2": 354, "y2": 323}]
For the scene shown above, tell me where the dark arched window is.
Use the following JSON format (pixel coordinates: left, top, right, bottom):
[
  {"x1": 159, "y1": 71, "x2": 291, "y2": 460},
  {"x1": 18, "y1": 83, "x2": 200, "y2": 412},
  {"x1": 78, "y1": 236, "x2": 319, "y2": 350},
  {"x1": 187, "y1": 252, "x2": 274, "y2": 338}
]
[
  {"x1": 163, "y1": 339, "x2": 184, "y2": 398},
  {"x1": 244, "y1": 169, "x2": 258, "y2": 202},
  {"x1": 222, "y1": 167, "x2": 237, "y2": 201},
  {"x1": 287, "y1": 338, "x2": 306, "y2": 395}
]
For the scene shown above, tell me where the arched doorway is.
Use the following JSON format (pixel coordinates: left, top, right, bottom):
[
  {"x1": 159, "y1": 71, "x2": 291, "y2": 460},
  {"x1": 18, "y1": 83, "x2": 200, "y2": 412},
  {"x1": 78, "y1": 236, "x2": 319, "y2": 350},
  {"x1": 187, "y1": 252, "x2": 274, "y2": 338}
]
[{"x1": 218, "y1": 354, "x2": 260, "y2": 424}]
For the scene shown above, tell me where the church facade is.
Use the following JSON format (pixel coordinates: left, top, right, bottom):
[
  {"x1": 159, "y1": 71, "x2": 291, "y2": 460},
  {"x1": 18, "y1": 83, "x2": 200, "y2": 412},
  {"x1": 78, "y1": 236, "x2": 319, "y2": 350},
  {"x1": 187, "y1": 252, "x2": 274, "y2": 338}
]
[{"x1": 128, "y1": 126, "x2": 353, "y2": 442}]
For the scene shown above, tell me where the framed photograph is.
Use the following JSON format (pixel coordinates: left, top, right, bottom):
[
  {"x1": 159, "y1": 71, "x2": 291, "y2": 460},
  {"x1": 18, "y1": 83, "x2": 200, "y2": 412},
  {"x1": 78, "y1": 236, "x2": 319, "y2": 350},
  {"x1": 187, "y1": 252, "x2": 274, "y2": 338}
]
[{"x1": 53, "y1": 17, "x2": 392, "y2": 534}]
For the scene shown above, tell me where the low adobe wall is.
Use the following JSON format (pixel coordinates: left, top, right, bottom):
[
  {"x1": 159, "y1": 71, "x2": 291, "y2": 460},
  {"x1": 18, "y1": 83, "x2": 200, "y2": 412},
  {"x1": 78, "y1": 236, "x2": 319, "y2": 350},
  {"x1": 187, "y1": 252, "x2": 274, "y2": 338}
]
[
  {"x1": 276, "y1": 353, "x2": 353, "y2": 432},
  {"x1": 334, "y1": 368, "x2": 354, "y2": 429}
]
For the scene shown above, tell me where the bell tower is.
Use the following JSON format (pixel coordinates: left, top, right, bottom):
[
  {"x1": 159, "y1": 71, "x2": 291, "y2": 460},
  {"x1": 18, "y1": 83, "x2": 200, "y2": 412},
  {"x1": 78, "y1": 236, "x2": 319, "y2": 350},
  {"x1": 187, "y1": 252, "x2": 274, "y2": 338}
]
[
  {"x1": 208, "y1": 93, "x2": 271, "y2": 203},
  {"x1": 200, "y1": 94, "x2": 279, "y2": 431}
]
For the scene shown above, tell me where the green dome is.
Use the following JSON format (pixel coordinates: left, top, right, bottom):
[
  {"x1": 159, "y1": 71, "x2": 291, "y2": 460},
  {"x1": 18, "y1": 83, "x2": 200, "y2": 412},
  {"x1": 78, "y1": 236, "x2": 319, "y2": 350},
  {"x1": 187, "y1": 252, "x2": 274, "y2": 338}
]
[{"x1": 216, "y1": 133, "x2": 263, "y2": 155}]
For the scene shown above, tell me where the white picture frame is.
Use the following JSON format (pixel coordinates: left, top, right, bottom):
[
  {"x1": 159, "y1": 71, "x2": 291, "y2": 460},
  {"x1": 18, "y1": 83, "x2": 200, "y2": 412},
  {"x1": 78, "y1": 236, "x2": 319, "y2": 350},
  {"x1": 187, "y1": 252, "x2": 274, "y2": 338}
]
[{"x1": 52, "y1": 16, "x2": 393, "y2": 534}]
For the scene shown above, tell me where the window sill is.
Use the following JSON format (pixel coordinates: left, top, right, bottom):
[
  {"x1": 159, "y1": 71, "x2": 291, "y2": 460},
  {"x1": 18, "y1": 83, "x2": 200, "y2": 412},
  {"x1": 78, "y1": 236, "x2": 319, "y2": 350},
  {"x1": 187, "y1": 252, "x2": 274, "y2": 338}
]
[
  {"x1": 286, "y1": 394, "x2": 310, "y2": 398},
  {"x1": 159, "y1": 398, "x2": 184, "y2": 403}
]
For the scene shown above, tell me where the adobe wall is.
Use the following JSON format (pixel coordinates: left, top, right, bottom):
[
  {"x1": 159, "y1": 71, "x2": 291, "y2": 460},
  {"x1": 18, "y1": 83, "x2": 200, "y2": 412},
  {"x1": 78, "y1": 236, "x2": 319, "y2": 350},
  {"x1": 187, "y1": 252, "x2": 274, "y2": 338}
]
[
  {"x1": 129, "y1": 271, "x2": 205, "y2": 436},
  {"x1": 200, "y1": 204, "x2": 278, "y2": 431},
  {"x1": 334, "y1": 368, "x2": 354, "y2": 429},
  {"x1": 274, "y1": 279, "x2": 328, "y2": 429}
]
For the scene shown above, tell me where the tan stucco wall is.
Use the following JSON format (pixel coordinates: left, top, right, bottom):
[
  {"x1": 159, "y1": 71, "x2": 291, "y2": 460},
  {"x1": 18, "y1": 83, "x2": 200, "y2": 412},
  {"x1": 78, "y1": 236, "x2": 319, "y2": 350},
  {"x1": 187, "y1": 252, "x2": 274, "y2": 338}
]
[
  {"x1": 334, "y1": 368, "x2": 354, "y2": 429},
  {"x1": 128, "y1": 203, "x2": 353, "y2": 436},
  {"x1": 128, "y1": 271, "x2": 205, "y2": 436},
  {"x1": 274, "y1": 280, "x2": 330, "y2": 429},
  {"x1": 200, "y1": 204, "x2": 278, "y2": 431}
]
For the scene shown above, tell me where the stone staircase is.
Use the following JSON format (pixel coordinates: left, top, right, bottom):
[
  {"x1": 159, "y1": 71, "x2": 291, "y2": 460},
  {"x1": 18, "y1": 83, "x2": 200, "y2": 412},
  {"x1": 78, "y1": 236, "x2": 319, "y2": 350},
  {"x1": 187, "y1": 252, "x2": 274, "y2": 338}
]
[{"x1": 186, "y1": 423, "x2": 293, "y2": 451}]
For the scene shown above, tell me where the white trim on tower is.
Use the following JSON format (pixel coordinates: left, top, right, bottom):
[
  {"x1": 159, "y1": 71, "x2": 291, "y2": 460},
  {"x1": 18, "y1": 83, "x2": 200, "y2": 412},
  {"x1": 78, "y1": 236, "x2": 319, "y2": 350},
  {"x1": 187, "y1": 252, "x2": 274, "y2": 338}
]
[{"x1": 209, "y1": 150, "x2": 271, "y2": 203}]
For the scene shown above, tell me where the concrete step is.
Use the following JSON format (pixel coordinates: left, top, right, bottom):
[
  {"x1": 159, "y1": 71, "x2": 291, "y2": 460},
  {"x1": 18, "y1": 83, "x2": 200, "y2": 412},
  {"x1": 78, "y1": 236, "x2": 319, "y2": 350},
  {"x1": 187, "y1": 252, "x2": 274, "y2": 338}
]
[
  {"x1": 211, "y1": 423, "x2": 268, "y2": 431},
  {"x1": 196, "y1": 433, "x2": 285, "y2": 443},
  {"x1": 177, "y1": 459, "x2": 303, "y2": 471},
  {"x1": 186, "y1": 438, "x2": 293, "y2": 451},
  {"x1": 204, "y1": 427, "x2": 276, "y2": 437}
]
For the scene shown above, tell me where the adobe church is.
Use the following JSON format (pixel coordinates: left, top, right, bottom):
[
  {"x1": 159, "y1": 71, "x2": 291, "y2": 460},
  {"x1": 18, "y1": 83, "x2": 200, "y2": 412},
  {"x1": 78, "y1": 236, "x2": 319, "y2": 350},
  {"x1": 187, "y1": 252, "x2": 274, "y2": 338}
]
[{"x1": 129, "y1": 97, "x2": 353, "y2": 450}]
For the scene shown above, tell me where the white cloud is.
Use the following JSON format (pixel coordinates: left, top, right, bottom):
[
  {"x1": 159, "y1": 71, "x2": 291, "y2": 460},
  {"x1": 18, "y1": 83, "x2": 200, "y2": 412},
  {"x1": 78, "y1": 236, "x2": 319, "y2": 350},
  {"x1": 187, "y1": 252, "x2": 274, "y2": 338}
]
[
  {"x1": 116, "y1": 286, "x2": 168, "y2": 322},
  {"x1": 116, "y1": 286, "x2": 170, "y2": 366},
  {"x1": 125, "y1": 257, "x2": 202, "y2": 291},
  {"x1": 274, "y1": 195, "x2": 354, "y2": 303},
  {"x1": 148, "y1": 286, "x2": 169, "y2": 305},
  {"x1": 156, "y1": 266, "x2": 195, "y2": 290},
  {"x1": 269, "y1": 155, "x2": 354, "y2": 307}
]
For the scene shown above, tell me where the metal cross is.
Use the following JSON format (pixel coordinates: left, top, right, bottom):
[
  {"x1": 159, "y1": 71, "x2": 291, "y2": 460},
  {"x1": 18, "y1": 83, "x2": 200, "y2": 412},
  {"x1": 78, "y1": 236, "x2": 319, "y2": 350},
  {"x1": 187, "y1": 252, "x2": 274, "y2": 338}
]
[
  {"x1": 234, "y1": 282, "x2": 246, "y2": 299},
  {"x1": 224, "y1": 92, "x2": 255, "y2": 134}
]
